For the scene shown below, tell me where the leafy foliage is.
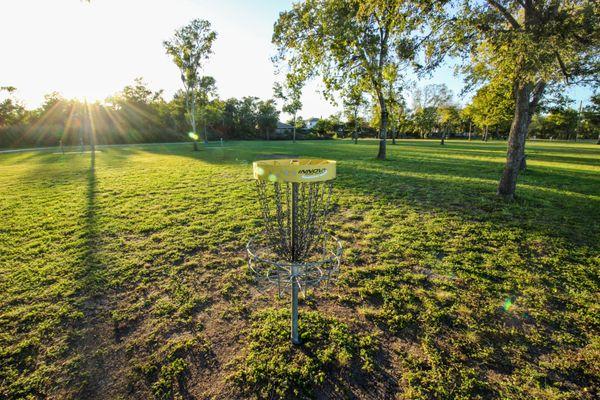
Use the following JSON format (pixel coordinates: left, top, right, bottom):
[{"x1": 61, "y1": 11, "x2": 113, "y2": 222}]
[
  {"x1": 431, "y1": 0, "x2": 599, "y2": 198},
  {"x1": 164, "y1": 19, "x2": 217, "y2": 137},
  {"x1": 273, "y1": 0, "x2": 445, "y2": 158}
]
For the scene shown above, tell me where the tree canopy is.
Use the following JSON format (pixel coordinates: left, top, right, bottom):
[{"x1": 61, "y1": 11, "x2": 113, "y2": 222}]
[
  {"x1": 431, "y1": 0, "x2": 599, "y2": 199},
  {"x1": 273, "y1": 0, "x2": 444, "y2": 159},
  {"x1": 164, "y1": 19, "x2": 217, "y2": 149}
]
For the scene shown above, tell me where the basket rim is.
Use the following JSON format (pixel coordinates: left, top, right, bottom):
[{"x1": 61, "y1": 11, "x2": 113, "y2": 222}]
[{"x1": 253, "y1": 158, "x2": 336, "y2": 183}]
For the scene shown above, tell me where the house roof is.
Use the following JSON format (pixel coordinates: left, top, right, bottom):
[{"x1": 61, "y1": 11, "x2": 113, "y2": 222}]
[{"x1": 276, "y1": 121, "x2": 294, "y2": 129}]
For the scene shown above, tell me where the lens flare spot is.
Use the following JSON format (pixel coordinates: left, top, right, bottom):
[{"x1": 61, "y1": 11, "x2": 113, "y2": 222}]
[
  {"x1": 268, "y1": 173, "x2": 277, "y2": 182},
  {"x1": 256, "y1": 166, "x2": 265, "y2": 176},
  {"x1": 503, "y1": 298, "x2": 513, "y2": 311},
  {"x1": 188, "y1": 132, "x2": 199, "y2": 140}
]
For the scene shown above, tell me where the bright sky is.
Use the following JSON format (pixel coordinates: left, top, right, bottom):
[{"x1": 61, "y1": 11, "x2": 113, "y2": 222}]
[{"x1": 0, "y1": 0, "x2": 595, "y2": 119}]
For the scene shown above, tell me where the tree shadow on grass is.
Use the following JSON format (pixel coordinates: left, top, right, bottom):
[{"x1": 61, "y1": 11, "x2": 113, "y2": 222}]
[
  {"x1": 65, "y1": 157, "x2": 123, "y2": 398},
  {"x1": 74, "y1": 163, "x2": 109, "y2": 398},
  {"x1": 336, "y1": 162, "x2": 599, "y2": 247},
  {"x1": 125, "y1": 141, "x2": 598, "y2": 247}
]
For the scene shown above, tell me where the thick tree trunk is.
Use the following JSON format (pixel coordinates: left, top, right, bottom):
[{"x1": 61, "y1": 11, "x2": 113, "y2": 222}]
[
  {"x1": 353, "y1": 109, "x2": 358, "y2": 144},
  {"x1": 468, "y1": 122, "x2": 472, "y2": 141},
  {"x1": 597, "y1": 134, "x2": 600, "y2": 144},
  {"x1": 376, "y1": 99, "x2": 387, "y2": 160},
  {"x1": 519, "y1": 154, "x2": 527, "y2": 171},
  {"x1": 189, "y1": 93, "x2": 199, "y2": 151},
  {"x1": 497, "y1": 83, "x2": 532, "y2": 200},
  {"x1": 293, "y1": 113, "x2": 296, "y2": 143},
  {"x1": 392, "y1": 128, "x2": 396, "y2": 145}
]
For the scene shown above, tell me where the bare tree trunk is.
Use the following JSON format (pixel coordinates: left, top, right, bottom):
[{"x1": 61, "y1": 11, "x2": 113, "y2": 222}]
[
  {"x1": 576, "y1": 100, "x2": 582, "y2": 142},
  {"x1": 440, "y1": 125, "x2": 446, "y2": 145},
  {"x1": 376, "y1": 98, "x2": 387, "y2": 160},
  {"x1": 203, "y1": 121, "x2": 208, "y2": 144},
  {"x1": 519, "y1": 154, "x2": 527, "y2": 171},
  {"x1": 293, "y1": 113, "x2": 296, "y2": 143},
  {"x1": 87, "y1": 107, "x2": 95, "y2": 171},
  {"x1": 187, "y1": 91, "x2": 199, "y2": 151},
  {"x1": 468, "y1": 122, "x2": 472, "y2": 141},
  {"x1": 392, "y1": 128, "x2": 396, "y2": 145},
  {"x1": 353, "y1": 108, "x2": 358, "y2": 144},
  {"x1": 498, "y1": 83, "x2": 532, "y2": 200},
  {"x1": 597, "y1": 133, "x2": 600, "y2": 145}
]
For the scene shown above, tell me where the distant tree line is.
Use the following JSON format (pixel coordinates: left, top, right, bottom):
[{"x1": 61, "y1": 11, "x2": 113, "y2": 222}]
[
  {"x1": 1, "y1": 80, "x2": 598, "y2": 149},
  {"x1": 291, "y1": 83, "x2": 600, "y2": 143},
  {"x1": 0, "y1": 79, "x2": 282, "y2": 148}
]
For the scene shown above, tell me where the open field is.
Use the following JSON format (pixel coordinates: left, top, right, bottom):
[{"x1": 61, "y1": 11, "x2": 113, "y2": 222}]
[{"x1": 1, "y1": 139, "x2": 599, "y2": 399}]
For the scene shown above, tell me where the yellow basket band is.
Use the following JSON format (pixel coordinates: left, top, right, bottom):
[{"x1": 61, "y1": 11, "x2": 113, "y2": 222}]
[{"x1": 253, "y1": 159, "x2": 336, "y2": 183}]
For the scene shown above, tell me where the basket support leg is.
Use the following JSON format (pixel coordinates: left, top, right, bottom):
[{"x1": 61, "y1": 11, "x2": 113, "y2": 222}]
[
  {"x1": 291, "y1": 182, "x2": 300, "y2": 345},
  {"x1": 291, "y1": 264, "x2": 300, "y2": 344}
]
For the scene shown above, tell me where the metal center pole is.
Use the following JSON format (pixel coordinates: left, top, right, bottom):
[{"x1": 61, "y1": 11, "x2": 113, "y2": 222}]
[{"x1": 291, "y1": 182, "x2": 300, "y2": 345}]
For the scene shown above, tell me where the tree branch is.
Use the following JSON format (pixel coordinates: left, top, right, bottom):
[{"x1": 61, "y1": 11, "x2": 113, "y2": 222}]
[
  {"x1": 529, "y1": 79, "x2": 546, "y2": 112},
  {"x1": 486, "y1": 0, "x2": 521, "y2": 29},
  {"x1": 554, "y1": 51, "x2": 570, "y2": 84}
]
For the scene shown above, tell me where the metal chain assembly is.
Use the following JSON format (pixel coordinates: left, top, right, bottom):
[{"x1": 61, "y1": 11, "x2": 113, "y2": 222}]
[{"x1": 247, "y1": 158, "x2": 341, "y2": 344}]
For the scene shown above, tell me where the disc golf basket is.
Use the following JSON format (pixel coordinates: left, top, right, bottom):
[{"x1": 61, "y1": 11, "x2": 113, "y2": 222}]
[{"x1": 247, "y1": 159, "x2": 342, "y2": 344}]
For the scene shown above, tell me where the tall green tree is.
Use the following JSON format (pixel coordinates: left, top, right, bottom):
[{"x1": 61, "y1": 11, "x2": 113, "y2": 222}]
[
  {"x1": 435, "y1": 0, "x2": 599, "y2": 199},
  {"x1": 467, "y1": 78, "x2": 514, "y2": 141},
  {"x1": 197, "y1": 76, "x2": 217, "y2": 143},
  {"x1": 411, "y1": 84, "x2": 452, "y2": 139},
  {"x1": 460, "y1": 105, "x2": 475, "y2": 141},
  {"x1": 342, "y1": 80, "x2": 368, "y2": 144},
  {"x1": 438, "y1": 104, "x2": 460, "y2": 145},
  {"x1": 164, "y1": 19, "x2": 217, "y2": 151},
  {"x1": 273, "y1": 77, "x2": 303, "y2": 143},
  {"x1": 582, "y1": 93, "x2": 600, "y2": 143},
  {"x1": 105, "y1": 77, "x2": 166, "y2": 141},
  {"x1": 257, "y1": 99, "x2": 279, "y2": 140},
  {"x1": 372, "y1": 68, "x2": 407, "y2": 145},
  {"x1": 0, "y1": 86, "x2": 26, "y2": 127},
  {"x1": 412, "y1": 106, "x2": 438, "y2": 138},
  {"x1": 273, "y1": 0, "x2": 442, "y2": 159}
]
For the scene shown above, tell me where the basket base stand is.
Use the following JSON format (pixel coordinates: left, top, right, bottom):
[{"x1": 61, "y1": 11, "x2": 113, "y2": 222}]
[{"x1": 291, "y1": 264, "x2": 300, "y2": 344}]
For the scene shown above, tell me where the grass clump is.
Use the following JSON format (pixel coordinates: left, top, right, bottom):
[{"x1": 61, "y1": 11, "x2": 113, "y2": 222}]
[
  {"x1": 230, "y1": 308, "x2": 378, "y2": 399},
  {"x1": 135, "y1": 334, "x2": 210, "y2": 400}
]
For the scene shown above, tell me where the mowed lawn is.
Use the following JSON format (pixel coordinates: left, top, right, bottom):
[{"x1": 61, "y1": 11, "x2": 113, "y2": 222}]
[{"x1": 0, "y1": 139, "x2": 599, "y2": 400}]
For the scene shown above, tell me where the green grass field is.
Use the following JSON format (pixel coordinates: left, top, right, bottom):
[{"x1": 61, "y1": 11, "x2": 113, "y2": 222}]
[{"x1": 1, "y1": 139, "x2": 599, "y2": 399}]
